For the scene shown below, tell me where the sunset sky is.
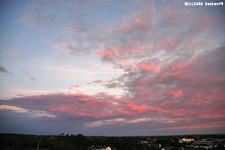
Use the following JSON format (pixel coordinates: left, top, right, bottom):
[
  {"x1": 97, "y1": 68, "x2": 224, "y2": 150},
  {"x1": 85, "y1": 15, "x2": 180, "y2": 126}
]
[{"x1": 0, "y1": 0, "x2": 225, "y2": 136}]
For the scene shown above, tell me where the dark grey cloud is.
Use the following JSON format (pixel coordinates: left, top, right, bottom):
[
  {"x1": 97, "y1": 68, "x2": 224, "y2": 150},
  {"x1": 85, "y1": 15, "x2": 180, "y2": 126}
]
[{"x1": 0, "y1": 65, "x2": 12, "y2": 74}]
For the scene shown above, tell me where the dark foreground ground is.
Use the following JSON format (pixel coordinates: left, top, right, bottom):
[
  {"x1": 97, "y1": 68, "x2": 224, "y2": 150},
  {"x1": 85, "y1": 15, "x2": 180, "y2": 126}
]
[{"x1": 0, "y1": 133, "x2": 225, "y2": 150}]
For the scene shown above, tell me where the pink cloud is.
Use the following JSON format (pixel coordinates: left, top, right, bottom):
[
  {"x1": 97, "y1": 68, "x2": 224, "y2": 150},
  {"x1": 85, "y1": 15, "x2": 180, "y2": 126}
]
[
  {"x1": 69, "y1": 84, "x2": 82, "y2": 89},
  {"x1": 88, "y1": 50, "x2": 94, "y2": 54},
  {"x1": 101, "y1": 29, "x2": 113, "y2": 34},
  {"x1": 30, "y1": 77, "x2": 37, "y2": 82},
  {"x1": 51, "y1": 45, "x2": 66, "y2": 53},
  {"x1": 165, "y1": 90, "x2": 183, "y2": 98},
  {"x1": 133, "y1": 18, "x2": 141, "y2": 23},
  {"x1": 61, "y1": 43, "x2": 69, "y2": 48},
  {"x1": 62, "y1": 27, "x2": 79, "y2": 34},
  {"x1": 90, "y1": 80, "x2": 105, "y2": 84},
  {"x1": 117, "y1": 23, "x2": 133, "y2": 32},
  {"x1": 0, "y1": 92, "x2": 172, "y2": 120},
  {"x1": 1, "y1": 50, "x2": 24, "y2": 60},
  {"x1": 97, "y1": 49, "x2": 117, "y2": 59},
  {"x1": 117, "y1": 12, "x2": 155, "y2": 34},
  {"x1": 139, "y1": 63, "x2": 157, "y2": 72},
  {"x1": 156, "y1": 36, "x2": 180, "y2": 51},
  {"x1": 118, "y1": 58, "x2": 129, "y2": 63},
  {"x1": 61, "y1": 31, "x2": 68, "y2": 35},
  {"x1": 69, "y1": 28, "x2": 79, "y2": 32},
  {"x1": 0, "y1": 93, "x2": 121, "y2": 119},
  {"x1": 118, "y1": 47, "x2": 144, "y2": 55},
  {"x1": 51, "y1": 45, "x2": 60, "y2": 49},
  {"x1": 141, "y1": 45, "x2": 151, "y2": 50}
]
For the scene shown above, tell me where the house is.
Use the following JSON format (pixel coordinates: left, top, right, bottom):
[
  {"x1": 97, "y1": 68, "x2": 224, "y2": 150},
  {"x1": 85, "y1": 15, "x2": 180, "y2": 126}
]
[{"x1": 88, "y1": 145, "x2": 111, "y2": 150}]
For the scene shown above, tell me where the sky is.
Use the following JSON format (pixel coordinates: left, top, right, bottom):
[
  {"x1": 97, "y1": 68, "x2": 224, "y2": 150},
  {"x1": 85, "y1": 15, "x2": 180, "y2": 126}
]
[{"x1": 0, "y1": 0, "x2": 225, "y2": 136}]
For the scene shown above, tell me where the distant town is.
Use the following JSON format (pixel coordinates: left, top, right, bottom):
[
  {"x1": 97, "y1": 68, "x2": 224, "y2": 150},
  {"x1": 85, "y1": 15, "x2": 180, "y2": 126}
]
[{"x1": 1, "y1": 133, "x2": 225, "y2": 150}]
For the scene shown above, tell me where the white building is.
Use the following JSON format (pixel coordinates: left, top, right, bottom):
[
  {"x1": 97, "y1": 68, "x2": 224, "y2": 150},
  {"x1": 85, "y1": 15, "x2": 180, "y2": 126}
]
[{"x1": 89, "y1": 145, "x2": 111, "y2": 150}]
